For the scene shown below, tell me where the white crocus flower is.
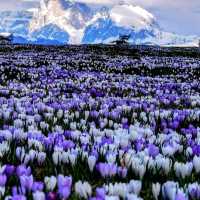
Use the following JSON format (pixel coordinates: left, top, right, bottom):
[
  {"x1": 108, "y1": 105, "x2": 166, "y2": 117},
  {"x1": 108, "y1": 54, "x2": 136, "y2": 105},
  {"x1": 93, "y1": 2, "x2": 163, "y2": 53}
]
[
  {"x1": 128, "y1": 180, "x2": 142, "y2": 195},
  {"x1": 52, "y1": 151, "x2": 62, "y2": 165},
  {"x1": 75, "y1": 111, "x2": 80, "y2": 119},
  {"x1": 23, "y1": 154, "x2": 31, "y2": 165},
  {"x1": 44, "y1": 176, "x2": 57, "y2": 191},
  {"x1": 14, "y1": 119, "x2": 23, "y2": 128},
  {"x1": 126, "y1": 194, "x2": 143, "y2": 200},
  {"x1": 162, "y1": 145, "x2": 176, "y2": 157},
  {"x1": 69, "y1": 153, "x2": 76, "y2": 166},
  {"x1": 84, "y1": 111, "x2": 89, "y2": 120},
  {"x1": 120, "y1": 136, "x2": 129, "y2": 148},
  {"x1": 174, "y1": 162, "x2": 193, "y2": 179},
  {"x1": 152, "y1": 183, "x2": 160, "y2": 200},
  {"x1": 0, "y1": 165, "x2": 6, "y2": 174},
  {"x1": 37, "y1": 152, "x2": 46, "y2": 165},
  {"x1": 16, "y1": 146, "x2": 25, "y2": 162},
  {"x1": 156, "y1": 157, "x2": 172, "y2": 175},
  {"x1": 33, "y1": 191, "x2": 45, "y2": 200},
  {"x1": 0, "y1": 141, "x2": 9, "y2": 158},
  {"x1": 62, "y1": 151, "x2": 69, "y2": 164},
  {"x1": 105, "y1": 196, "x2": 120, "y2": 200},
  {"x1": 75, "y1": 181, "x2": 92, "y2": 199},
  {"x1": 162, "y1": 181, "x2": 178, "y2": 200},
  {"x1": 29, "y1": 149, "x2": 37, "y2": 161},
  {"x1": 106, "y1": 153, "x2": 116, "y2": 164},
  {"x1": 185, "y1": 147, "x2": 193, "y2": 157},
  {"x1": 0, "y1": 130, "x2": 12, "y2": 141},
  {"x1": 138, "y1": 165, "x2": 146, "y2": 180},
  {"x1": 57, "y1": 109, "x2": 63, "y2": 119},
  {"x1": 0, "y1": 186, "x2": 5, "y2": 197},
  {"x1": 107, "y1": 183, "x2": 128, "y2": 198},
  {"x1": 124, "y1": 153, "x2": 132, "y2": 168}
]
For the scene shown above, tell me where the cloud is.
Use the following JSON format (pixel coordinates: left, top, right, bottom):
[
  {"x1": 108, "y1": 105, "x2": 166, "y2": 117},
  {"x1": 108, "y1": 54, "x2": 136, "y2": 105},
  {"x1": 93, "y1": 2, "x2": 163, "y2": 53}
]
[
  {"x1": 139, "y1": 0, "x2": 200, "y2": 36},
  {"x1": 0, "y1": 0, "x2": 38, "y2": 11}
]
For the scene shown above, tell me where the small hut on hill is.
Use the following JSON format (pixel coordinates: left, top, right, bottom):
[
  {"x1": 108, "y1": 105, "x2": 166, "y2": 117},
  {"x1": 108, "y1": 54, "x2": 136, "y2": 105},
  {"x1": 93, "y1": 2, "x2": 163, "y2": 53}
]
[
  {"x1": 112, "y1": 34, "x2": 131, "y2": 45},
  {"x1": 0, "y1": 33, "x2": 13, "y2": 45}
]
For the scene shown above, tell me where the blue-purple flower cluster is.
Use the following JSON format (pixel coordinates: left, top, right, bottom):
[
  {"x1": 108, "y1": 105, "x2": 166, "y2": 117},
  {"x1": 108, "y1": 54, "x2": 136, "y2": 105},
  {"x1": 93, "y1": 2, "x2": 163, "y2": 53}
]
[{"x1": 0, "y1": 46, "x2": 199, "y2": 200}]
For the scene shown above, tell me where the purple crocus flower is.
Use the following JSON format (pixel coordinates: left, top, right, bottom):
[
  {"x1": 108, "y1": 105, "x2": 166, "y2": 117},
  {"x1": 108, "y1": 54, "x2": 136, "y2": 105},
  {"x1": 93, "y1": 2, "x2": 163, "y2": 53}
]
[
  {"x1": 91, "y1": 149, "x2": 98, "y2": 160},
  {"x1": 58, "y1": 186, "x2": 70, "y2": 199},
  {"x1": 96, "y1": 187, "x2": 106, "y2": 199},
  {"x1": 64, "y1": 130, "x2": 72, "y2": 138},
  {"x1": 57, "y1": 175, "x2": 72, "y2": 188},
  {"x1": 5, "y1": 164, "x2": 15, "y2": 176},
  {"x1": 101, "y1": 137, "x2": 113, "y2": 145},
  {"x1": 12, "y1": 186, "x2": 18, "y2": 196},
  {"x1": 57, "y1": 175, "x2": 72, "y2": 199},
  {"x1": 135, "y1": 140, "x2": 144, "y2": 152},
  {"x1": 0, "y1": 174, "x2": 7, "y2": 186},
  {"x1": 123, "y1": 122, "x2": 129, "y2": 129},
  {"x1": 161, "y1": 121, "x2": 167, "y2": 129},
  {"x1": 117, "y1": 167, "x2": 127, "y2": 178},
  {"x1": 192, "y1": 145, "x2": 200, "y2": 156},
  {"x1": 32, "y1": 181, "x2": 44, "y2": 192},
  {"x1": 20, "y1": 175, "x2": 34, "y2": 193},
  {"x1": 171, "y1": 120, "x2": 179, "y2": 129},
  {"x1": 16, "y1": 165, "x2": 31, "y2": 177},
  {"x1": 62, "y1": 140, "x2": 75, "y2": 150},
  {"x1": 189, "y1": 188, "x2": 200, "y2": 199},
  {"x1": 96, "y1": 163, "x2": 117, "y2": 178},
  {"x1": 175, "y1": 192, "x2": 187, "y2": 200},
  {"x1": 90, "y1": 197, "x2": 103, "y2": 200},
  {"x1": 12, "y1": 195, "x2": 27, "y2": 200},
  {"x1": 46, "y1": 192, "x2": 57, "y2": 200},
  {"x1": 148, "y1": 144, "x2": 159, "y2": 158}
]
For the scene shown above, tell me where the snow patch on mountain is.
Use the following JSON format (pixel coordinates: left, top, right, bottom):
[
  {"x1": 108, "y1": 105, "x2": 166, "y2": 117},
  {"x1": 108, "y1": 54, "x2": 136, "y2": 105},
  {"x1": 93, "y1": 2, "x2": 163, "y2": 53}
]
[{"x1": 110, "y1": 3, "x2": 156, "y2": 30}]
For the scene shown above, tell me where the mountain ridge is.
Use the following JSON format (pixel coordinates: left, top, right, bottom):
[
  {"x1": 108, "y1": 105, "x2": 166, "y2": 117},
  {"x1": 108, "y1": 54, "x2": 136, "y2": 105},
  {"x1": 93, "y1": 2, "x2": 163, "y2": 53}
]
[{"x1": 0, "y1": 0, "x2": 198, "y2": 46}]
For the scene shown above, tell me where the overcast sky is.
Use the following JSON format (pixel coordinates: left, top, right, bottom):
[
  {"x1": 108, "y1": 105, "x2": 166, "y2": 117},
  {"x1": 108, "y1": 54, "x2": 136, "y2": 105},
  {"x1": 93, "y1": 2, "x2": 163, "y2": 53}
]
[{"x1": 0, "y1": 0, "x2": 199, "y2": 36}]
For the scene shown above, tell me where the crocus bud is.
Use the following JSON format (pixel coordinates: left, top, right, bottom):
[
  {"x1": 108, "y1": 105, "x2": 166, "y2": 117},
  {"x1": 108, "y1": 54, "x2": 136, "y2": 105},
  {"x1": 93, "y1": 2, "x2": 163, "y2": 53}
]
[
  {"x1": 193, "y1": 156, "x2": 200, "y2": 173},
  {"x1": 88, "y1": 155, "x2": 96, "y2": 172},
  {"x1": 0, "y1": 175, "x2": 7, "y2": 186}
]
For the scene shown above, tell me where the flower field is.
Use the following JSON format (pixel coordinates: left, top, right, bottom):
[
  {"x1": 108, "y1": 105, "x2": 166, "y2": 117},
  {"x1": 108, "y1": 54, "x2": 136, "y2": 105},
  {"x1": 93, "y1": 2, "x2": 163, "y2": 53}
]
[{"x1": 0, "y1": 45, "x2": 200, "y2": 200}]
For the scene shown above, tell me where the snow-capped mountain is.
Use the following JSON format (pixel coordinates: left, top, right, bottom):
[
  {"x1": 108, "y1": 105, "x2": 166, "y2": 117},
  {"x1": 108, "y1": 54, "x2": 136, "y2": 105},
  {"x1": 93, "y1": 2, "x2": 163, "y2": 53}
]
[{"x1": 0, "y1": 0, "x2": 198, "y2": 45}]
